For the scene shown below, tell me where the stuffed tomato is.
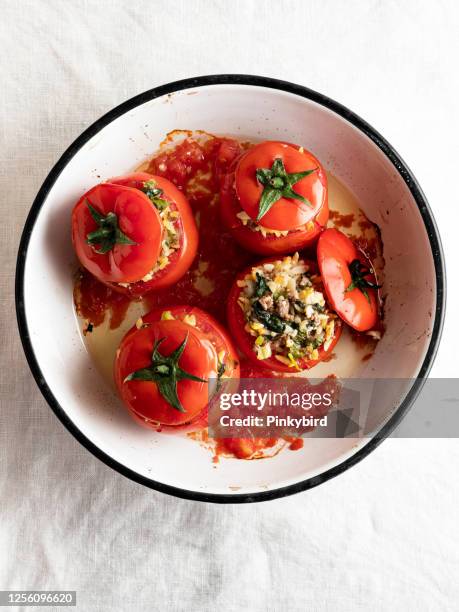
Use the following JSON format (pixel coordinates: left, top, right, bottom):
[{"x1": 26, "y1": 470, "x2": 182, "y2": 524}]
[
  {"x1": 220, "y1": 140, "x2": 328, "y2": 255},
  {"x1": 115, "y1": 306, "x2": 240, "y2": 427},
  {"x1": 227, "y1": 253, "x2": 341, "y2": 373},
  {"x1": 72, "y1": 173, "x2": 198, "y2": 295}
]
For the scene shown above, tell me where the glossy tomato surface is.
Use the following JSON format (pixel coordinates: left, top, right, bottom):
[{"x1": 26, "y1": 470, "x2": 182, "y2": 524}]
[
  {"x1": 235, "y1": 141, "x2": 327, "y2": 231},
  {"x1": 317, "y1": 228, "x2": 379, "y2": 332},
  {"x1": 115, "y1": 306, "x2": 240, "y2": 427},
  {"x1": 227, "y1": 258, "x2": 342, "y2": 373},
  {"x1": 220, "y1": 169, "x2": 328, "y2": 255},
  {"x1": 141, "y1": 306, "x2": 240, "y2": 379},
  {"x1": 107, "y1": 172, "x2": 198, "y2": 295},
  {"x1": 72, "y1": 183, "x2": 163, "y2": 283}
]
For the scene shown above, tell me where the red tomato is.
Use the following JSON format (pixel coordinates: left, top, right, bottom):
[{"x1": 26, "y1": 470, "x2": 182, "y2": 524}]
[
  {"x1": 106, "y1": 172, "x2": 198, "y2": 295},
  {"x1": 235, "y1": 141, "x2": 327, "y2": 231},
  {"x1": 72, "y1": 183, "x2": 163, "y2": 283},
  {"x1": 227, "y1": 258, "x2": 342, "y2": 373},
  {"x1": 317, "y1": 228, "x2": 380, "y2": 332},
  {"x1": 220, "y1": 169, "x2": 328, "y2": 255},
  {"x1": 114, "y1": 306, "x2": 240, "y2": 427}
]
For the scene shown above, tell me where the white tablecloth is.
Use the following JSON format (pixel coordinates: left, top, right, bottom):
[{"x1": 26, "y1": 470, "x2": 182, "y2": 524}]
[{"x1": 2, "y1": 1, "x2": 459, "y2": 610}]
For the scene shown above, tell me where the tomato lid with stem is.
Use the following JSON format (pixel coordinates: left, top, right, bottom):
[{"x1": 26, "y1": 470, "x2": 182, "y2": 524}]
[
  {"x1": 118, "y1": 320, "x2": 219, "y2": 424},
  {"x1": 235, "y1": 141, "x2": 326, "y2": 231},
  {"x1": 72, "y1": 183, "x2": 164, "y2": 283},
  {"x1": 317, "y1": 228, "x2": 380, "y2": 332}
]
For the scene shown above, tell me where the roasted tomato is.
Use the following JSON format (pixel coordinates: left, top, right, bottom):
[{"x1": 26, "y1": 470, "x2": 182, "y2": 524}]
[
  {"x1": 220, "y1": 141, "x2": 328, "y2": 255},
  {"x1": 72, "y1": 183, "x2": 164, "y2": 284},
  {"x1": 317, "y1": 228, "x2": 380, "y2": 332},
  {"x1": 227, "y1": 253, "x2": 342, "y2": 373},
  {"x1": 115, "y1": 306, "x2": 240, "y2": 427},
  {"x1": 106, "y1": 172, "x2": 198, "y2": 296}
]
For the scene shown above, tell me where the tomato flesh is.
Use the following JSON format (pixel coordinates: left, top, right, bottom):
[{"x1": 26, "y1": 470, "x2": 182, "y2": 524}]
[
  {"x1": 235, "y1": 141, "x2": 327, "y2": 231},
  {"x1": 147, "y1": 135, "x2": 243, "y2": 190},
  {"x1": 317, "y1": 228, "x2": 379, "y2": 332}
]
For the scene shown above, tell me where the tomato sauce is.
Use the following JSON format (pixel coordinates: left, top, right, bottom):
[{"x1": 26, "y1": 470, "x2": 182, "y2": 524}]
[
  {"x1": 74, "y1": 269, "x2": 132, "y2": 331},
  {"x1": 288, "y1": 438, "x2": 304, "y2": 451},
  {"x1": 144, "y1": 137, "x2": 255, "y2": 322}
]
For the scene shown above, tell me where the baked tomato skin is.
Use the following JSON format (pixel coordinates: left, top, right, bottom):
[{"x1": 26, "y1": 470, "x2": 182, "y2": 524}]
[
  {"x1": 235, "y1": 141, "x2": 327, "y2": 231},
  {"x1": 139, "y1": 306, "x2": 240, "y2": 380},
  {"x1": 226, "y1": 258, "x2": 342, "y2": 373},
  {"x1": 114, "y1": 306, "x2": 240, "y2": 427},
  {"x1": 317, "y1": 228, "x2": 379, "y2": 332},
  {"x1": 72, "y1": 183, "x2": 163, "y2": 283},
  {"x1": 106, "y1": 172, "x2": 198, "y2": 296},
  {"x1": 220, "y1": 169, "x2": 328, "y2": 255}
]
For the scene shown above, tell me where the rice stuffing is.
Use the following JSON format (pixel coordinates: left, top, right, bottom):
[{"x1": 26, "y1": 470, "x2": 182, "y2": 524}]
[{"x1": 238, "y1": 253, "x2": 337, "y2": 368}]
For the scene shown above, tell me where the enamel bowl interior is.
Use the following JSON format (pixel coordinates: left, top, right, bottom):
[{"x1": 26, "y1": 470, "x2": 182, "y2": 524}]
[{"x1": 20, "y1": 82, "x2": 439, "y2": 500}]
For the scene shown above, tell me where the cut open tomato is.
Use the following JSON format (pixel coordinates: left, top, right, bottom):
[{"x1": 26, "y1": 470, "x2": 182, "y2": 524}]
[{"x1": 227, "y1": 257, "x2": 342, "y2": 373}]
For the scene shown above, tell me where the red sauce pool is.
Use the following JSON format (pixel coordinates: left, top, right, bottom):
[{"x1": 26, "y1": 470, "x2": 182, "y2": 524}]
[{"x1": 74, "y1": 269, "x2": 131, "y2": 332}]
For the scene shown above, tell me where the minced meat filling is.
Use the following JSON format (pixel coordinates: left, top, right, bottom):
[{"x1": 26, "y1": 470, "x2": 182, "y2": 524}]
[{"x1": 237, "y1": 253, "x2": 336, "y2": 368}]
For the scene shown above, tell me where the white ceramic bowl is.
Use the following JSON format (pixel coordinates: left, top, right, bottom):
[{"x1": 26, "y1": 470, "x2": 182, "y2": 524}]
[{"x1": 16, "y1": 75, "x2": 445, "y2": 502}]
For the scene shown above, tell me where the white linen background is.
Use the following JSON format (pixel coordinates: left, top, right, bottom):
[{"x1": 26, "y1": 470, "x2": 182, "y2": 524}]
[{"x1": 1, "y1": 1, "x2": 458, "y2": 610}]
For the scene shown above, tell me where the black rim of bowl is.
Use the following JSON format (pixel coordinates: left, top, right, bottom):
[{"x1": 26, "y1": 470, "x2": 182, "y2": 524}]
[{"x1": 15, "y1": 74, "x2": 446, "y2": 504}]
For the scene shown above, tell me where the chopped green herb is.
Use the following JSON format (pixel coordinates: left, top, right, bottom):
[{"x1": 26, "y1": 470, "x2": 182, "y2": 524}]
[
  {"x1": 217, "y1": 361, "x2": 226, "y2": 378},
  {"x1": 252, "y1": 301, "x2": 286, "y2": 333},
  {"x1": 142, "y1": 180, "x2": 169, "y2": 210},
  {"x1": 255, "y1": 273, "x2": 269, "y2": 297}
]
